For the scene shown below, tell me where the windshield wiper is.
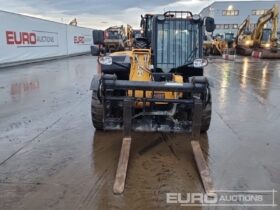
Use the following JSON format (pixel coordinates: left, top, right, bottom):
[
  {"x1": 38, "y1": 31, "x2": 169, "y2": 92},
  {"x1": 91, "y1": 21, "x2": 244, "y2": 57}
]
[
  {"x1": 172, "y1": 47, "x2": 198, "y2": 70},
  {"x1": 184, "y1": 47, "x2": 198, "y2": 65}
]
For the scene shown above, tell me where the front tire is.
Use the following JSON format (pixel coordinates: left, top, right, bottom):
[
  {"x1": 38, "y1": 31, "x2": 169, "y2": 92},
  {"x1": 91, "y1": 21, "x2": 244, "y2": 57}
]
[
  {"x1": 91, "y1": 91, "x2": 104, "y2": 130},
  {"x1": 133, "y1": 39, "x2": 149, "y2": 49},
  {"x1": 201, "y1": 99, "x2": 212, "y2": 132},
  {"x1": 190, "y1": 77, "x2": 212, "y2": 132}
]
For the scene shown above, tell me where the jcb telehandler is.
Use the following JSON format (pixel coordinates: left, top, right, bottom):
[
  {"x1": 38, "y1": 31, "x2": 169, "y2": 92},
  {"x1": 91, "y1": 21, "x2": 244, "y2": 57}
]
[{"x1": 90, "y1": 11, "x2": 216, "y2": 195}]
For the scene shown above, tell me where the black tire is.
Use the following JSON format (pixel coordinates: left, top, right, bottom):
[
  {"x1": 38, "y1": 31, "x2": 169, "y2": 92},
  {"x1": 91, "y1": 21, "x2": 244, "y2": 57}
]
[
  {"x1": 200, "y1": 86, "x2": 212, "y2": 132},
  {"x1": 91, "y1": 91, "x2": 104, "y2": 130},
  {"x1": 188, "y1": 77, "x2": 212, "y2": 132},
  {"x1": 134, "y1": 39, "x2": 149, "y2": 49},
  {"x1": 91, "y1": 46, "x2": 100, "y2": 56},
  {"x1": 201, "y1": 100, "x2": 212, "y2": 132}
]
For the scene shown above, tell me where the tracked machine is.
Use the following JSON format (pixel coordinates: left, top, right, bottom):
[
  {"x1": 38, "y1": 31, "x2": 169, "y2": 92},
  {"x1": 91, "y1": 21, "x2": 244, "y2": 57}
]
[
  {"x1": 90, "y1": 11, "x2": 216, "y2": 195},
  {"x1": 251, "y1": 4, "x2": 280, "y2": 58},
  {"x1": 237, "y1": 4, "x2": 280, "y2": 58},
  {"x1": 235, "y1": 16, "x2": 251, "y2": 55}
]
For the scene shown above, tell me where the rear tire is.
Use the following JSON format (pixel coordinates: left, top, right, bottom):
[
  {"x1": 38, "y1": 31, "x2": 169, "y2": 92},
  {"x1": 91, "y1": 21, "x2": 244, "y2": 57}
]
[{"x1": 91, "y1": 91, "x2": 104, "y2": 130}]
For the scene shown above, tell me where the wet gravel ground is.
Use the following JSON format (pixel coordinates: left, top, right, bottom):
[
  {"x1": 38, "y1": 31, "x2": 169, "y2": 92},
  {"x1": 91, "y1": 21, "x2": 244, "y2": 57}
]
[{"x1": 0, "y1": 55, "x2": 279, "y2": 210}]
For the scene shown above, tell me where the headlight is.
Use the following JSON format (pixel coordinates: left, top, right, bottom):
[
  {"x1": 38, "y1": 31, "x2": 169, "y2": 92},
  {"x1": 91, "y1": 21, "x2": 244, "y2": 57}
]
[
  {"x1": 194, "y1": 58, "x2": 208, "y2": 68},
  {"x1": 98, "y1": 56, "x2": 112, "y2": 65},
  {"x1": 264, "y1": 43, "x2": 270, "y2": 48},
  {"x1": 192, "y1": 14, "x2": 201, "y2": 21},
  {"x1": 245, "y1": 40, "x2": 251, "y2": 46}
]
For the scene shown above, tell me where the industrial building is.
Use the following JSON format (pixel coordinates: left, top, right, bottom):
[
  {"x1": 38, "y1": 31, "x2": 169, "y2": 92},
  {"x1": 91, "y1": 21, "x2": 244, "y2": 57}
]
[{"x1": 200, "y1": 0, "x2": 280, "y2": 35}]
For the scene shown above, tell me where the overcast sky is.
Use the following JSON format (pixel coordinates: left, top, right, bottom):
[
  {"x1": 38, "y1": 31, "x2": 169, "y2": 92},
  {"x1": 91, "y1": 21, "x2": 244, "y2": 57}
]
[{"x1": 0, "y1": 0, "x2": 257, "y2": 29}]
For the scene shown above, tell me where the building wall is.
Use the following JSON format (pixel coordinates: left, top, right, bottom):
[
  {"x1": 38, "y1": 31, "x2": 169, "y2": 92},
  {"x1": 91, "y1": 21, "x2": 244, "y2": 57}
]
[{"x1": 200, "y1": 1, "x2": 280, "y2": 36}]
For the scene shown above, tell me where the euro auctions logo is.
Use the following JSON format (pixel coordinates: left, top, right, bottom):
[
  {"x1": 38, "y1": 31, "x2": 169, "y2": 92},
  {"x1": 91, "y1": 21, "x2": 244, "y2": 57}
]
[
  {"x1": 74, "y1": 36, "x2": 85, "y2": 44},
  {"x1": 6, "y1": 31, "x2": 36, "y2": 45},
  {"x1": 6, "y1": 30, "x2": 59, "y2": 47},
  {"x1": 166, "y1": 190, "x2": 278, "y2": 207},
  {"x1": 74, "y1": 35, "x2": 92, "y2": 45}
]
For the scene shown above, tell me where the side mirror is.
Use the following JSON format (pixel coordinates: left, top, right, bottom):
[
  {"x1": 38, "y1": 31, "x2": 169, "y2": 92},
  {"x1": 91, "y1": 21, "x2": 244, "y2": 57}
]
[
  {"x1": 140, "y1": 15, "x2": 145, "y2": 28},
  {"x1": 205, "y1": 17, "x2": 216, "y2": 33},
  {"x1": 93, "y1": 30, "x2": 104, "y2": 45}
]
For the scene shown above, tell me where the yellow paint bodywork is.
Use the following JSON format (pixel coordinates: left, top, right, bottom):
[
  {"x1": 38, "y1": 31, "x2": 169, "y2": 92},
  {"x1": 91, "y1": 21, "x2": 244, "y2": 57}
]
[{"x1": 110, "y1": 49, "x2": 183, "y2": 107}]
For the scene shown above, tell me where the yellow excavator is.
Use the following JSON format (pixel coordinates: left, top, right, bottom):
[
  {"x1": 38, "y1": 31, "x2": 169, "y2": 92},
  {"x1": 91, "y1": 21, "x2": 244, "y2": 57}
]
[
  {"x1": 236, "y1": 4, "x2": 280, "y2": 58},
  {"x1": 122, "y1": 24, "x2": 133, "y2": 50},
  {"x1": 235, "y1": 16, "x2": 250, "y2": 52},
  {"x1": 69, "y1": 18, "x2": 77, "y2": 26},
  {"x1": 203, "y1": 34, "x2": 228, "y2": 56}
]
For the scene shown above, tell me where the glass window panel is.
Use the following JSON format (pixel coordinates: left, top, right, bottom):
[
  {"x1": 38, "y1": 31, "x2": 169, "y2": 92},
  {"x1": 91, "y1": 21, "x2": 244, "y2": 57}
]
[{"x1": 156, "y1": 20, "x2": 198, "y2": 72}]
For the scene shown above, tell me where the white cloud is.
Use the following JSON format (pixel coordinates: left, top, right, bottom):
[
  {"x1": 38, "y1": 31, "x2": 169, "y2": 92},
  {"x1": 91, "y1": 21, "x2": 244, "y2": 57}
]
[{"x1": 0, "y1": 0, "x2": 258, "y2": 29}]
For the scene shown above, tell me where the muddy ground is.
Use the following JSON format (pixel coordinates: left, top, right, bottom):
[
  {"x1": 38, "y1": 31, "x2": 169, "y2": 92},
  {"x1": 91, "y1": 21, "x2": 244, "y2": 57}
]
[{"x1": 0, "y1": 55, "x2": 279, "y2": 210}]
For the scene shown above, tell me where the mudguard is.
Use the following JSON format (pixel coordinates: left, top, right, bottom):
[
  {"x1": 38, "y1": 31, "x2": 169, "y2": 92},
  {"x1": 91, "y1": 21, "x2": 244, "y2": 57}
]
[{"x1": 90, "y1": 74, "x2": 101, "y2": 91}]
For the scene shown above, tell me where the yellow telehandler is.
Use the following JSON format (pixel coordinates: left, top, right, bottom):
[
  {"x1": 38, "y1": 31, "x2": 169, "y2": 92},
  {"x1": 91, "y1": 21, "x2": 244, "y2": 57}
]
[{"x1": 90, "y1": 11, "x2": 216, "y2": 195}]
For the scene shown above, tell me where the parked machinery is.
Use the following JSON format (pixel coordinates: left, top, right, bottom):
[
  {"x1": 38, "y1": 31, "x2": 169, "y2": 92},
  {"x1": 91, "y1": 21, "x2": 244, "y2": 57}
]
[
  {"x1": 69, "y1": 18, "x2": 77, "y2": 26},
  {"x1": 132, "y1": 29, "x2": 142, "y2": 39},
  {"x1": 91, "y1": 30, "x2": 105, "y2": 56},
  {"x1": 203, "y1": 34, "x2": 228, "y2": 56},
  {"x1": 92, "y1": 25, "x2": 137, "y2": 55},
  {"x1": 224, "y1": 32, "x2": 235, "y2": 48},
  {"x1": 236, "y1": 4, "x2": 280, "y2": 58},
  {"x1": 90, "y1": 11, "x2": 216, "y2": 194},
  {"x1": 132, "y1": 14, "x2": 154, "y2": 49},
  {"x1": 203, "y1": 34, "x2": 214, "y2": 56},
  {"x1": 123, "y1": 24, "x2": 134, "y2": 50},
  {"x1": 103, "y1": 26, "x2": 126, "y2": 52},
  {"x1": 235, "y1": 16, "x2": 251, "y2": 54},
  {"x1": 92, "y1": 12, "x2": 214, "y2": 133}
]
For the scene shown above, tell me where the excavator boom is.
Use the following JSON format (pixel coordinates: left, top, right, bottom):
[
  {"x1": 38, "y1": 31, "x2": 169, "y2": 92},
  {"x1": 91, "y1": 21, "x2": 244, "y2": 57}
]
[
  {"x1": 237, "y1": 4, "x2": 279, "y2": 57},
  {"x1": 236, "y1": 16, "x2": 250, "y2": 41},
  {"x1": 252, "y1": 4, "x2": 279, "y2": 47}
]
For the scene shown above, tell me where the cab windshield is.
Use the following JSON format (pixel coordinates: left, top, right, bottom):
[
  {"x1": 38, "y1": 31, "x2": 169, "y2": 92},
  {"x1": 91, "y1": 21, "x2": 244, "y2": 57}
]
[
  {"x1": 261, "y1": 29, "x2": 271, "y2": 42},
  {"x1": 225, "y1": 33, "x2": 234, "y2": 41},
  {"x1": 106, "y1": 30, "x2": 122, "y2": 39},
  {"x1": 156, "y1": 19, "x2": 199, "y2": 72}
]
